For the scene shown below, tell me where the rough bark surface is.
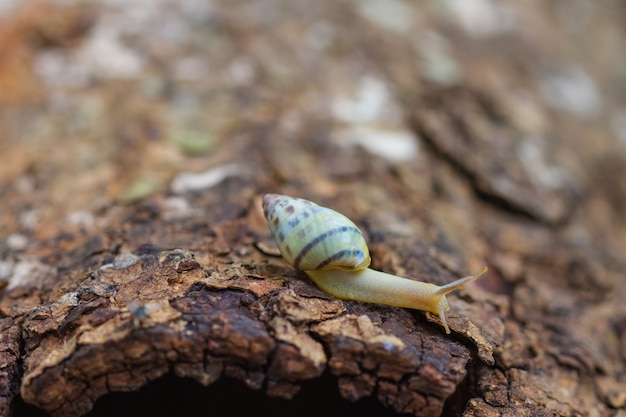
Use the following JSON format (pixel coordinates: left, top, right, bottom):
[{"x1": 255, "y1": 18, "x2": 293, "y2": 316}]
[{"x1": 1, "y1": 1, "x2": 625, "y2": 417}]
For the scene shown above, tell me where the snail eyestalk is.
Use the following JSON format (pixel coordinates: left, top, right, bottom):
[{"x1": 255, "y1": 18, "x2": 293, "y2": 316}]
[
  {"x1": 262, "y1": 193, "x2": 486, "y2": 334},
  {"x1": 433, "y1": 266, "x2": 488, "y2": 333}
]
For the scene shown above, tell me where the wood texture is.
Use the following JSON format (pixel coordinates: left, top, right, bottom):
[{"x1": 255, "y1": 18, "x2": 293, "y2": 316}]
[{"x1": 1, "y1": 1, "x2": 625, "y2": 417}]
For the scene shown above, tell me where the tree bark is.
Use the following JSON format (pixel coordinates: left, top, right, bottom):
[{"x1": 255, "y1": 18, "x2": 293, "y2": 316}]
[{"x1": 1, "y1": 1, "x2": 625, "y2": 417}]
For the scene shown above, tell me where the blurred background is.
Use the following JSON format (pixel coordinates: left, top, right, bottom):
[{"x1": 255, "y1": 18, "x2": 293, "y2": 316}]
[
  {"x1": 1, "y1": 0, "x2": 625, "y2": 248},
  {"x1": 1, "y1": 1, "x2": 626, "y2": 416}
]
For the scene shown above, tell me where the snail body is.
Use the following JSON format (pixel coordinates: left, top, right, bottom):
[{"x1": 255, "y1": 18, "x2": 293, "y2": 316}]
[{"x1": 262, "y1": 193, "x2": 486, "y2": 334}]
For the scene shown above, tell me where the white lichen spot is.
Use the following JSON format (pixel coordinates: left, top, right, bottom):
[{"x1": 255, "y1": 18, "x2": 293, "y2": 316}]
[
  {"x1": 541, "y1": 67, "x2": 601, "y2": 118},
  {"x1": 517, "y1": 137, "x2": 568, "y2": 190},
  {"x1": 77, "y1": 23, "x2": 144, "y2": 80},
  {"x1": 439, "y1": 0, "x2": 516, "y2": 37},
  {"x1": 162, "y1": 196, "x2": 201, "y2": 220},
  {"x1": 19, "y1": 210, "x2": 39, "y2": 231},
  {"x1": 415, "y1": 32, "x2": 461, "y2": 86},
  {"x1": 112, "y1": 252, "x2": 140, "y2": 270},
  {"x1": 0, "y1": 260, "x2": 13, "y2": 280},
  {"x1": 6, "y1": 260, "x2": 57, "y2": 291},
  {"x1": 330, "y1": 75, "x2": 402, "y2": 124},
  {"x1": 6, "y1": 234, "x2": 29, "y2": 251},
  {"x1": 164, "y1": 196, "x2": 190, "y2": 213},
  {"x1": 356, "y1": 0, "x2": 413, "y2": 34},
  {"x1": 226, "y1": 56, "x2": 255, "y2": 86},
  {"x1": 171, "y1": 164, "x2": 242, "y2": 193},
  {"x1": 333, "y1": 126, "x2": 418, "y2": 162},
  {"x1": 331, "y1": 76, "x2": 396, "y2": 124},
  {"x1": 65, "y1": 211, "x2": 95, "y2": 229}
]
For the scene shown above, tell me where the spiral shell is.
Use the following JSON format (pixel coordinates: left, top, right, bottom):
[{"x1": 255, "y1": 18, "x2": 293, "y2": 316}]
[{"x1": 262, "y1": 194, "x2": 371, "y2": 271}]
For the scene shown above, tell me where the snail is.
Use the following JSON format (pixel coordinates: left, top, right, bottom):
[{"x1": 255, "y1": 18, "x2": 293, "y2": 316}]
[{"x1": 262, "y1": 193, "x2": 487, "y2": 334}]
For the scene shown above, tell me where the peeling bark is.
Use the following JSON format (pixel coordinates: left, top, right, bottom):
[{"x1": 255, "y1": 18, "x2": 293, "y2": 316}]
[{"x1": 1, "y1": 1, "x2": 626, "y2": 417}]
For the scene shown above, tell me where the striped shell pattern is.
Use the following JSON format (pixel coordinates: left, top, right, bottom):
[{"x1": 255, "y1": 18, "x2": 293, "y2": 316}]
[{"x1": 262, "y1": 194, "x2": 371, "y2": 271}]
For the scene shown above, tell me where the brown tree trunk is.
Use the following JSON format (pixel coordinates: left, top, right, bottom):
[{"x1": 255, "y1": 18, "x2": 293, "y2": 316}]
[{"x1": 1, "y1": 1, "x2": 625, "y2": 417}]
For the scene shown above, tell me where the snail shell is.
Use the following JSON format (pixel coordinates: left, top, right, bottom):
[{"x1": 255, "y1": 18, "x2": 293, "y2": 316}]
[{"x1": 262, "y1": 193, "x2": 370, "y2": 271}]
